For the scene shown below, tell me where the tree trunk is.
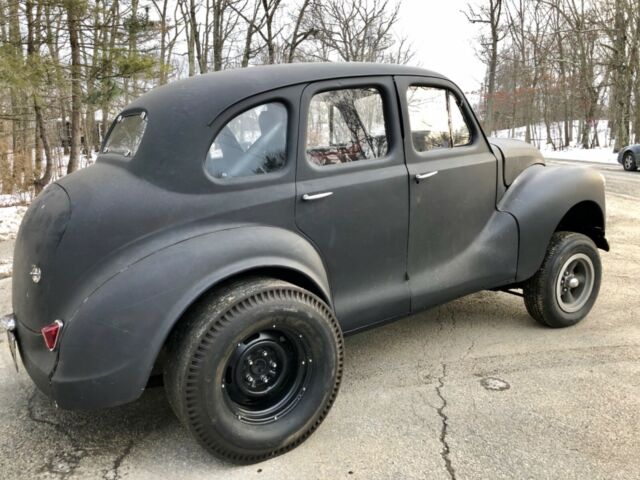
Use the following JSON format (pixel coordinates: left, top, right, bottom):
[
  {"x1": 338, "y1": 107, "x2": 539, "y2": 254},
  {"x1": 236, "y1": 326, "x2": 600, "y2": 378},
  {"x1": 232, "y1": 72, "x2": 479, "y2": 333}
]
[
  {"x1": 8, "y1": 0, "x2": 25, "y2": 193},
  {"x1": 66, "y1": 1, "x2": 83, "y2": 174},
  {"x1": 33, "y1": 98, "x2": 53, "y2": 194}
]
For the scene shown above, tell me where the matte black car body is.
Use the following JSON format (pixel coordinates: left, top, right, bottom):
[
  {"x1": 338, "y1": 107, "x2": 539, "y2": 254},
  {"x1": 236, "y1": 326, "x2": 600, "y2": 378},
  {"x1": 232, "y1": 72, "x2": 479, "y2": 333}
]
[{"x1": 12, "y1": 63, "x2": 608, "y2": 410}]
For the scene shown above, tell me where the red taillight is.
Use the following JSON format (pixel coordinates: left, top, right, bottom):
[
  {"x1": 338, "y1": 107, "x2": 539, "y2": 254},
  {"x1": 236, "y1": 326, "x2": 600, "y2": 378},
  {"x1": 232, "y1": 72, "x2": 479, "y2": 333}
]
[{"x1": 41, "y1": 320, "x2": 63, "y2": 351}]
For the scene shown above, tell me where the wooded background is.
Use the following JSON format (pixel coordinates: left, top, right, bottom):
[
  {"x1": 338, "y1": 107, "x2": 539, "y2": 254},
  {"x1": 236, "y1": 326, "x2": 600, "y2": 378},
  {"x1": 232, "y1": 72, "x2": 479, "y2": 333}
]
[
  {"x1": 0, "y1": 0, "x2": 638, "y2": 197},
  {"x1": 469, "y1": 0, "x2": 640, "y2": 151}
]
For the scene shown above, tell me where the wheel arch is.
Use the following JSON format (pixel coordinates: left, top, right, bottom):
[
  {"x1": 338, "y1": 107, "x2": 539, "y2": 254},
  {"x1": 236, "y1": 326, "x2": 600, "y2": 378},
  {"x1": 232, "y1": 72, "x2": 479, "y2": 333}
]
[
  {"x1": 555, "y1": 200, "x2": 609, "y2": 251},
  {"x1": 146, "y1": 227, "x2": 335, "y2": 387},
  {"x1": 149, "y1": 262, "x2": 333, "y2": 380}
]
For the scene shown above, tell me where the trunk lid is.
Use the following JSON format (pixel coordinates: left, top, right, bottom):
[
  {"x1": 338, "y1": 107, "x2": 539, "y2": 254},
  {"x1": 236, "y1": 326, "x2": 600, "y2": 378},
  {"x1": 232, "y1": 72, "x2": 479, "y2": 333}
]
[{"x1": 12, "y1": 184, "x2": 71, "y2": 331}]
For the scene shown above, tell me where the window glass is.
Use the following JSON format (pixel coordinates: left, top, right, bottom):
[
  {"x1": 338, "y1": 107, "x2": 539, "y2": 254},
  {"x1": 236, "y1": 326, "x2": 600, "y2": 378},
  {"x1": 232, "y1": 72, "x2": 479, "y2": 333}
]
[
  {"x1": 206, "y1": 102, "x2": 287, "y2": 179},
  {"x1": 406, "y1": 86, "x2": 471, "y2": 152},
  {"x1": 103, "y1": 112, "x2": 147, "y2": 157},
  {"x1": 306, "y1": 88, "x2": 388, "y2": 166}
]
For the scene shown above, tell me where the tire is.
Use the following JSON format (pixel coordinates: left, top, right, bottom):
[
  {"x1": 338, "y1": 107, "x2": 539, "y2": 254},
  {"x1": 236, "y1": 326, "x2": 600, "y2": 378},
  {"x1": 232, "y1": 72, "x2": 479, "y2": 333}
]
[
  {"x1": 622, "y1": 151, "x2": 637, "y2": 171},
  {"x1": 164, "y1": 277, "x2": 343, "y2": 463},
  {"x1": 523, "y1": 232, "x2": 601, "y2": 328}
]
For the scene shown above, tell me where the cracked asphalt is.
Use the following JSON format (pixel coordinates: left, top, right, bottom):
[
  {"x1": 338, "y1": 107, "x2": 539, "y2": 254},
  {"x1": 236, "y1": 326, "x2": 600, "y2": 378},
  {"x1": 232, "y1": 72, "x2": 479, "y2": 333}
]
[{"x1": 1, "y1": 159, "x2": 639, "y2": 479}]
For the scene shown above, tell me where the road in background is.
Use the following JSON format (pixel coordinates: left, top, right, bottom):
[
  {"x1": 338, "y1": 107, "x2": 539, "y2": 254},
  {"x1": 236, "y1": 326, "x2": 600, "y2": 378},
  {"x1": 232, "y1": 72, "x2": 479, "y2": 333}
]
[
  {"x1": 546, "y1": 157, "x2": 640, "y2": 199},
  {"x1": 0, "y1": 159, "x2": 638, "y2": 479}
]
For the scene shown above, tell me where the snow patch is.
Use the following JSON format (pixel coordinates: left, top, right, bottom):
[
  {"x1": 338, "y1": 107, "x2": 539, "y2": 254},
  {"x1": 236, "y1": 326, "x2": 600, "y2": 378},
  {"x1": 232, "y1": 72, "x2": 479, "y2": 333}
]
[
  {"x1": 494, "y1": 120, "x2": 619, "y2": 165},
  {"x1": 542, "y1": 147, "x2": 618, "y2": 164},
  {"x1": 0, "y1": 259, "x2": 11, "y2": 279},
  {"x1": 0, "y1": 206, "x2": 27, "y2": 242}
]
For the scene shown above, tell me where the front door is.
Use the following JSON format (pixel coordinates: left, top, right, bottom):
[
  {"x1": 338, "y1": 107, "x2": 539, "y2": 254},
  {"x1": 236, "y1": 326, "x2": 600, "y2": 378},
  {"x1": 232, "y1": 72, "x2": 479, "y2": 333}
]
[
  {"x1": 295, "y1": 77, "x2": 410, "y2": 333},
  {"x1": 395, "y1": 76, "x2": 508, "y2": 311}
]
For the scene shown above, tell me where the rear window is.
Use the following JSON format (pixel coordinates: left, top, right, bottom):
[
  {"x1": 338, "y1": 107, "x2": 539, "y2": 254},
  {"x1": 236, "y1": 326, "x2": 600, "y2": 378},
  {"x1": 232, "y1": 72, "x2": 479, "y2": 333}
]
[{"x1": 103, "y1": 112, "x2": 147, "y2": 157}]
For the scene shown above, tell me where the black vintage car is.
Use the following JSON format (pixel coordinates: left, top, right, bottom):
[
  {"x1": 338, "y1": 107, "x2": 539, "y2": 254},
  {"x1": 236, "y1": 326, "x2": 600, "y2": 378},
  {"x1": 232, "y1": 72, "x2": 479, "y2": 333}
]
[{"x1": 3, "y1": 63, "x2": 608, "y2": 463}]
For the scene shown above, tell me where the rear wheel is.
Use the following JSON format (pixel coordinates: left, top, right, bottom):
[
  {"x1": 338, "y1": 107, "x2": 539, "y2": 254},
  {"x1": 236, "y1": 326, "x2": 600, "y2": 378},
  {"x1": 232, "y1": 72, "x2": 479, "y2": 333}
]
[
  {"x1": 623, "y1": 152, "x2": 637, "y2": 171},
  {"x1": 523, "y1": 232, "x2": 601, "y2": 328},
  {"x1": 164, "y1": 277, "x2": 343, "y2": 463}
]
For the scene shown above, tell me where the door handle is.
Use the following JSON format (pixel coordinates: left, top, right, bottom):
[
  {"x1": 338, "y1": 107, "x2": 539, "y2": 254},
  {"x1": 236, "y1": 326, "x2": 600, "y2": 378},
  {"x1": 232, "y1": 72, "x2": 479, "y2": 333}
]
[
  {"x1": 302, "y1": 191, "x2": 334, "y2": 201},
  {"x1": 415, "y1": 170, "x2": 438, "y2": 182}
]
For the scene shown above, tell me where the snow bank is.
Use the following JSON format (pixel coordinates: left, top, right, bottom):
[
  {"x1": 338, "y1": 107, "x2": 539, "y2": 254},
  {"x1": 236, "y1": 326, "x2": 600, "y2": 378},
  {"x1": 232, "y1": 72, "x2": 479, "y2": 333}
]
[
  {"x1": 494, "y1": 120, "x2": 620, "y2": 165},
  {"x1": 542, "y1": 147, "x2": 618, "y2": 164}
]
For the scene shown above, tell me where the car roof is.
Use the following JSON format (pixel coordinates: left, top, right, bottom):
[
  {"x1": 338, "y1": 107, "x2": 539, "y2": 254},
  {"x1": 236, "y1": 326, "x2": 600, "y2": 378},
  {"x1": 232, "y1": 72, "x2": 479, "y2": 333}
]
[
  {"x1": 110, "y1": 63, "x2": 450, "y2": 193},
  {"x1": 125, "y1": 62, "x2": 445, "y2": 129},
  {"x1": 126, "y1": 62, "x2": 446, "y2": 123}
]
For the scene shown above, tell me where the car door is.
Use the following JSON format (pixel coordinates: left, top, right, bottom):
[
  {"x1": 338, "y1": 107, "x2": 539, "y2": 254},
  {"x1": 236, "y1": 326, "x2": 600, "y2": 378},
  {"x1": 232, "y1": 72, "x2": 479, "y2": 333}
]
[
  {"x1": 395, "y1": 76, "x2": 515, "y2": 311},
  {"x1": 295, "y1": 76, "x2": 410, "y2": 333}
]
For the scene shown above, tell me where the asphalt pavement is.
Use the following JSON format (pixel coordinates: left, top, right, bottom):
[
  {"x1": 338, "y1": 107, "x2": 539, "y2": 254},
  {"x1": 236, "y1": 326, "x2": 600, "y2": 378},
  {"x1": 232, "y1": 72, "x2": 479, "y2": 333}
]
[{"x1": 1, "y1": 159, "x2": 639, "y2": 479}]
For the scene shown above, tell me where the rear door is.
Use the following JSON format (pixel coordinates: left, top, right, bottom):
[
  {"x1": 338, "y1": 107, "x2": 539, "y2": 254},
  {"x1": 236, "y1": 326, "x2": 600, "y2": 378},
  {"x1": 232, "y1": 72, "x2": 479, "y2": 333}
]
[
  {"x1": 295, "y1": 76, "x2": 410, "y2": 333},
  {"x1": 395, "y1": 76, "x2": 508, "y2": 311}
]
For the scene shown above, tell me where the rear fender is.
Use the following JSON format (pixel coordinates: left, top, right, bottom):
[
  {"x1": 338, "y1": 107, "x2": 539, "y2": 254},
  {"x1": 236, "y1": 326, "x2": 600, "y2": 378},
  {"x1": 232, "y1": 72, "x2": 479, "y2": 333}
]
[{"x1": 51, "y1": 225, "x2": 330, "y2": 409}]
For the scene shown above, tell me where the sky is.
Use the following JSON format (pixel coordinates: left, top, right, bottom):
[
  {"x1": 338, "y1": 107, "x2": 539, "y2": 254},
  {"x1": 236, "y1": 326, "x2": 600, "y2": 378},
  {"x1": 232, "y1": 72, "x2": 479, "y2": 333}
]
[{"x1": 397, "y1": 0, "x2": 486, "y2": 96}]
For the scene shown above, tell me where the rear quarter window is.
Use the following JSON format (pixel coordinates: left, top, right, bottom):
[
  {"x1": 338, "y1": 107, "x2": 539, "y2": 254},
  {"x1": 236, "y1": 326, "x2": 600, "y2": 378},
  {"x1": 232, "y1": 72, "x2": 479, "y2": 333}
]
[
  {"x1": 205, "y1": 102, "x2": 288, "y2": 180},
  {"x1": 103, "y1": 112, "x2": 148, "y2": 157}
]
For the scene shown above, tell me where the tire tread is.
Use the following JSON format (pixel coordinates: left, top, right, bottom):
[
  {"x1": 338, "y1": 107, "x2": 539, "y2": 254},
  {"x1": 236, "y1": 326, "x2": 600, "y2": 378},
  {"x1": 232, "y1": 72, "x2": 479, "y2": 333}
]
[{"x1": 164, "y1": 277, "x2": 343, "y2": 463}]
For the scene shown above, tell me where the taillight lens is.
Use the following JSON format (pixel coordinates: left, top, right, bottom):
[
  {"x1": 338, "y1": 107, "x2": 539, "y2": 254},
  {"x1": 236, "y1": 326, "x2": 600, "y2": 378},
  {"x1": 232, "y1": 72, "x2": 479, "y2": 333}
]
[{"x1": 41, "y1": 320, "x2": 63, "y2": 351}]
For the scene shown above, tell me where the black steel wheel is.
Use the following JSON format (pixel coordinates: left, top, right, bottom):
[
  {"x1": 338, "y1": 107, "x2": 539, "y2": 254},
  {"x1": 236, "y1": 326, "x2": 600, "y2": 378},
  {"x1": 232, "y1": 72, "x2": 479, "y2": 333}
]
[
  {"x1": 623, "y1": 152, "x2": 637, "y2": 171},
  {"x1": 524, "y1": 232, "x2": 602, "y2": 328},
  {"x1": 164, "y1": 277, "x2": 343, "y2": 463},
  {"x1": 223, "y1": 329, "x2": 311, "y2": 425}
]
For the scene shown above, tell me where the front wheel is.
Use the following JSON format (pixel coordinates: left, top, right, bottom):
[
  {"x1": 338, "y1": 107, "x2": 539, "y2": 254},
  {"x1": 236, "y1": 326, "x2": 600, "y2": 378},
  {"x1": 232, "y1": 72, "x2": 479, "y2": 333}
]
[
  {"x1": 623, "y1": 152, "x2": 637, "y2": 171},
  {"x1": 524, "y1": 232, "x2": 602, "y2": 328},
  {"x1": 164, "y1": 277, "x2": 343, "y2": 463}
]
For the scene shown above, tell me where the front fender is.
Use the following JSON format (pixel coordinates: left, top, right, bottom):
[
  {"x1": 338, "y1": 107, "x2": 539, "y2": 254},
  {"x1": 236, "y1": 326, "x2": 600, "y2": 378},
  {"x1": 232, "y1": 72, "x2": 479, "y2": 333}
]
[
  {"x1": 51, "y1": 225, "x2": 330, "y2": 409},
  {"x1": 498, "y1": 164, "x2": 606, "y2": 282}
]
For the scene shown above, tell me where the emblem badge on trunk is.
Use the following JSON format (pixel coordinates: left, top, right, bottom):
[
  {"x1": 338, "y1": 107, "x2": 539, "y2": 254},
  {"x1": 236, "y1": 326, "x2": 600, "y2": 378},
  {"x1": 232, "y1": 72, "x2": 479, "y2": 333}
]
[{"x1": 30, "y1": 265, "x2": 41, "y2": 284}]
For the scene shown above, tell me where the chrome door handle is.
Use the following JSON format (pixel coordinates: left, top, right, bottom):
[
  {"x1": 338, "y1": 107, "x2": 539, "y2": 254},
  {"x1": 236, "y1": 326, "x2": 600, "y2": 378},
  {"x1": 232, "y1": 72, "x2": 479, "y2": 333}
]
[
  {"x1": 415, "y1": 170, "x2": 438, "y2": 182},
  {"x1": 302, "y1": 191, "x2": 334, "y2": 201}
]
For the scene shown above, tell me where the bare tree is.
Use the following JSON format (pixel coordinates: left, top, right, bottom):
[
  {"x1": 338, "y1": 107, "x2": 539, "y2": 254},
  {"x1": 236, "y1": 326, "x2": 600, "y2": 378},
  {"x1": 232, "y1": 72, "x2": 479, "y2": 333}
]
[
  {"x1": 306, "y1": 0, "x2": 402, "y2": 63},
  {"x1": 464, "y1": 0, "x2": 505, "y2": 135}
]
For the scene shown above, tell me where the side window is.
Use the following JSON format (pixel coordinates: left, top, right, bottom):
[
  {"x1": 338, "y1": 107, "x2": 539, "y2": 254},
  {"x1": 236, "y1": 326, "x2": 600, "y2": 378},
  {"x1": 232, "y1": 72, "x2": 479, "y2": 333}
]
[
  {"x1": 406, "y1": 86, "x2": 471, "y2": 152},
  {"x1": 306, "y1": 87, "x2": 388, "y2": 167},
  {"x1": 205, "y1": 102, "x2": 287, "y2": 179}
]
